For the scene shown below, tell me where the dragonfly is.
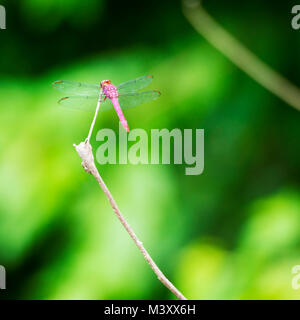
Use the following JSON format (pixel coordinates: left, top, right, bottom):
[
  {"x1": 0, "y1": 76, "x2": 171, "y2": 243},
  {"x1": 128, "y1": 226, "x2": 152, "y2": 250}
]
[{"x1": 53, "y1": 75, "x2": 161, "y2": 132}]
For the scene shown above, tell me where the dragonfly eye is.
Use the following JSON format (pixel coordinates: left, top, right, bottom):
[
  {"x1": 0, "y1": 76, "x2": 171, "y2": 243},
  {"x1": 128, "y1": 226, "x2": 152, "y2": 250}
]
[{"x1": 100, "y1": 80, "x2": 112, "y2": 88}]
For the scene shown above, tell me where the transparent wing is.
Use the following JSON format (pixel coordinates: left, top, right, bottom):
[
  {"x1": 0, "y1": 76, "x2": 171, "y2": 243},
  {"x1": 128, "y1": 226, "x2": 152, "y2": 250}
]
[
  {"x1": 57, "y1": 90, "x2": 161, "y2": 112},
  {"x1": 53, "y1": 80, "x2": 100, "y2": 96},
  {"x1": 58, "y1": 95, "x2": 110, "y2": 112},
  {"x1": 117, "y1": 75, "x2": 154, "y2": 94},
  {"x1": 118, "y1": 90, "x2": 161, "y2": 109}
]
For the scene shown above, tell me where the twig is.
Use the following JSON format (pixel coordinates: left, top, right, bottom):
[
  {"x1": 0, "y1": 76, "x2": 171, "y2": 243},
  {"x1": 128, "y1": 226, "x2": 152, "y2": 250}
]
[
  {"x1": 87, "y1": 93, "x2": 102, "y2": 142},
  {"x1": 182, "y1": 0, "x2": 300, "y2": 112},
  {"x1": 73, "y1": 91, "x2": 187, "y2": 300}
]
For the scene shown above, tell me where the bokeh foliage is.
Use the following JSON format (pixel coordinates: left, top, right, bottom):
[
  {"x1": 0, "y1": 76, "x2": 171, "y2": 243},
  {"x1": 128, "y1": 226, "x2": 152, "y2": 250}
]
[{"x1": 0, "y1": 0, "x2": 300, "y2": 299}]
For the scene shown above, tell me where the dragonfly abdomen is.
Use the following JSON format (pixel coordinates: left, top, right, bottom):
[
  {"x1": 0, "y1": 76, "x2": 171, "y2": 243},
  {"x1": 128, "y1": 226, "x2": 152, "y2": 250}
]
[
  {"x1": 110, "y1": 97, "x2": 130, "y2": 132},
  {"x1": 102, "y1": 83, "x2": 129, "y2": 132}
]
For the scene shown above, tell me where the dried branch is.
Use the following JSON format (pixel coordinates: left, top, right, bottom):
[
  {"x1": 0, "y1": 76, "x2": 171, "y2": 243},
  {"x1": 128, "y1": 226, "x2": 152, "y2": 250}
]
[
  {"x1": 182, "y1": 0, "x2": 300, "y2": 112},
  {"x1": 73, "y1": 93, "x2": 187, "y2": 300}
]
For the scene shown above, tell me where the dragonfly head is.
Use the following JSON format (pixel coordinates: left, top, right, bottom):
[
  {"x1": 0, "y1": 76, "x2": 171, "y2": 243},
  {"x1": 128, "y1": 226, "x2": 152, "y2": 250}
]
[{"x1": 100, "y1": 80, "x2": 112, "y2": 88}]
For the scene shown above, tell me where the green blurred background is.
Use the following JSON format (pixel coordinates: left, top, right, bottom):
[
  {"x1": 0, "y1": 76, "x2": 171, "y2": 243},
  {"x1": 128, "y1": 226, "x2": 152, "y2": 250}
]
[{"x1": 0, "y1": 0, "x2": 300, "y2": 300}]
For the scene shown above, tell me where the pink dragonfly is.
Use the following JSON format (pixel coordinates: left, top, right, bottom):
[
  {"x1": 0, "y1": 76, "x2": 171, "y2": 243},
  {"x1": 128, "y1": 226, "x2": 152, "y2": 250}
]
[{"x1": 53, "y1": 75, "x2": 161, "y2": 132}]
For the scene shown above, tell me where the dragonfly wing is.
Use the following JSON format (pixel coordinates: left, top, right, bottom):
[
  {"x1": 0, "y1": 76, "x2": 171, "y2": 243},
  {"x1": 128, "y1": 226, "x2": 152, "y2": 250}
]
[
  {"x1": 53, "y1": 80, "x2": 101, "y2": 96},
  {"x1": 118, "y1": 90, "x2": 161, "y2": 109},
  {"x1": 58, "y1": 95, "x2": 111, "y2": 112},
  {"x1": 117, "y1": 75, "x2": 154, "y2": 94}
]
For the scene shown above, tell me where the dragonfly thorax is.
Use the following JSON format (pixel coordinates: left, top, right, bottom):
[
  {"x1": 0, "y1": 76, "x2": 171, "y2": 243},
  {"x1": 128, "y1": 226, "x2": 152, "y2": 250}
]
[{"x1": 102, "y1": 82, "x2": 119, "y2": 99}]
